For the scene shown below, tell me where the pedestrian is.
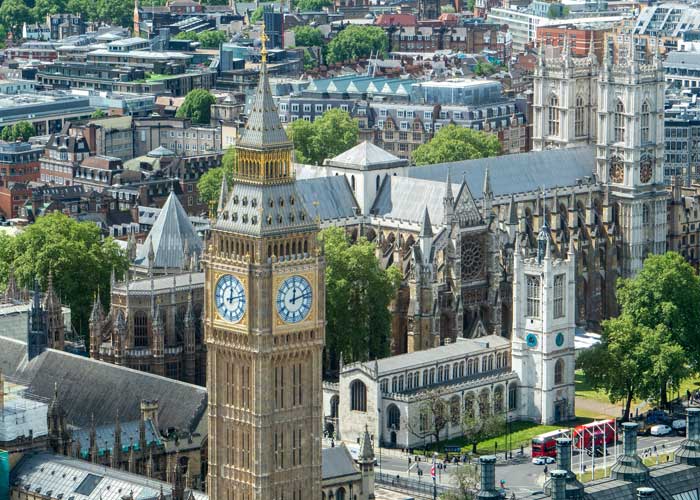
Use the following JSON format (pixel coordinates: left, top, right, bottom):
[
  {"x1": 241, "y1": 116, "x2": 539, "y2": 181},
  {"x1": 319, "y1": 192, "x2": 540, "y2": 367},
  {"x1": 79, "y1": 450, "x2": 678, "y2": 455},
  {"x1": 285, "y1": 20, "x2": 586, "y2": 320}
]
[{"x1": 544, "y1": 465, "x2": 548, "y2": 476}]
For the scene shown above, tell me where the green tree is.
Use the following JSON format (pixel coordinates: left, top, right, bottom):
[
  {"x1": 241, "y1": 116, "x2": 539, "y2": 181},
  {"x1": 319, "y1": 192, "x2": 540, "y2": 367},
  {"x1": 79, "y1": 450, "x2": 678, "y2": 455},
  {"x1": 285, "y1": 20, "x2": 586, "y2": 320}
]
[
  {"x1": 327, "y1": 25, "x2": 388, "y2": 63},
  {"x1": 294, "y1": 0, "x2": 332, "y2": 10},
  {"x1": 440, "y1": 464, "x2": 479, "y2": 500},
  {"x1": 412, "y1": 124, "x2": 501, "y2": 165},
  {"x1": 1, "y1": 121, "x2": 37, "y2": 142},
  {"x1": 197, "y1": 146, "x2": 236, "y2": 209},
  {"x1": 0, "y1": 212, "x2": 128, "y2": 337},
  {"x1": 250, "y1": 6, "x2": 264, "y2": 23},
  {"x1": 287, "y1": 108, "x2": 359, "y2": 165},
  {"x1": 90, "y1": 109, "x2": 107, "y2": 119},
  {"x1": 66, "y1": 0, "x2": 93, "y2": 21},
  {"x1": 466, "y1": 0, "x2": 475, "y2": 10},
  {"x1": 460, "y1": 411, "x2": 506, "y2": 454},
  {"x1": 176, "y1": 89, "x2": 216, "y2": 125},
  {"x1": 615, "y1": 251, "x2": 700, "y2": 404},
  {"x1": 196, "y1": 30, "x2": 228, "y2": 48},
  {"x1": 321, "y1": 227, "x2": 401, "y2": 372},
  {"x1": 173, "y1": 31, "x2": 198, "y2": 41},
  {"x1": 406, "y1": 389, "x2": 449, "y2": 446},
  {"x1": 95, "y1": 0, "x2": 132, "y2": 27},
  {"x1": 0, "y1": 0, "x2": 32, "y2": 40},
  {"x1": 293, "y1": 26, "x2": 324, "y2": 47},
  {"x1": 32, "y1": 0, "x2": 67, "y2": 20}
]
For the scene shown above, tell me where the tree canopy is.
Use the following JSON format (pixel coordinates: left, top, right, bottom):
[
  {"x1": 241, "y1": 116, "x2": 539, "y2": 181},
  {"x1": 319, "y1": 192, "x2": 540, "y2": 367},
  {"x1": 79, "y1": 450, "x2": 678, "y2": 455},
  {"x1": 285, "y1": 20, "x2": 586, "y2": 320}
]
[
  {"x1": 90, "y1": 109, "x2": 107, "y2": 119},
  {"x1": 0, "y1": 212, "x2": 128, "y2": 337},
  {"x1": 293, "y1": 0, "x2": 332, "y2": 10},
  {"x1": 293, "y1": 26, "x2": 324, "y2": 47},
  {"x1": 174, "y1": 30, "x2": 228, "y2": 48},
  {"x1": 577, "y1": 252, "x2": 699, "y2": 417},
  {"x1": 326, "y1": 25, "x2": 388, "y2": 64},
  {"x1": 176, "y1": 89, "x2": 216, "y2": 125},
  {"x1": 197, "y1": 146, "x2": 236, "y2": 210},
  {"x1": 411, "y1": 124, "x2": 501, "y2": 165},
  {"x1": 1, "y1": 121, "x2": 37, "y2": 142},
  {"x1": 287, "y1": 109, "x2": 359, "y2": 165},
  {"x1": 321, "y1": 227, "x2": 401, "y2": 373}
]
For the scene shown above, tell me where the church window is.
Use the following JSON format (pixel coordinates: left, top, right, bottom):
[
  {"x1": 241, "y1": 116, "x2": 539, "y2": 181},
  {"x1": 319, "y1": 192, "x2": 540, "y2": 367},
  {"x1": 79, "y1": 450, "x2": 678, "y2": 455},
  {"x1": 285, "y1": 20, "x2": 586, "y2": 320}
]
[
  {"x1": 444, "y1": 364, "x2": 450, "y2": 381},
  {"x1": 459, "y1": 361, "x2": 465, "y2": 377},
  {"x1": 429, "y1": 368, "x2": 435, "y2": 384},
  {"x1": 488, "y1": 355, "x2": 494, "y2": 371},
  {"x1": 398, "y1": 375, "x2": 404, "y2": 391},
  {"x1": 508, "y1": 383, "x2": 517, "y2": 410},
  {"x1": 134, "y1": 311, "x2": 148, "y2": 347},
  {"x1": 387, "y1": 404, "x2": 401, "y2": 430},
  {"x1": 391, "y1": 376, "x2": 397, "y2": 392},
  {"x1": 526, "y1": 275, "x2": 541, "y2": 318},
  {"x1": 464, "y1": 393, "x2": 475, "y2": 419},
  {"x1": 407, "y1": 374, "x2": 413, "y2": 390},
  {"x1": 419, "y1": 409, "x2": 429, "y2": 432},
  {"x1": 575, "y1": 96, "x2": 584, "y2": 137},
  {"x1": 554, "y1": 359, "x2": 564, "y2": 385},
  {"x1": 450, "y1": 396, "x2": 460, "y2": 425},
  {"x1": 331, "y1": 395, "x2": 339, "y2": 418},
  {"x1": 548, "y1": 95, "x2": 559, "y2": 136},
  {"x1": 642, "y1": 203, "x2": 650, "y2": 225},
  {"x1": 413, "y1": 372, "x2": 419, "y2": 388},
  {"x1": 453, "y1": 364, "x2": 458, "y2": 379},
  {"x1": 482, "y1": 357, "x2": 487, "y2": 372},
  {"x1": 614, "y1": 100, "x2": 625, "y2": 143},
  {"x1": 494, "y1": 386, "x2": 504, "y2": 414},
  {"x1": 380, "y1": 379, "x2": 388, "y2": 393},
  {"x1": 437, "y1": 366, "x2": 443, "y2": 382},
  {"x1": 350, "y1": 380, "x2": 367, "y2": 412},
  {"x1": 553, "y1": 274, "x2": 565, "y2": 318},
  {"x1": 641, "y1": 101, "x2": 650, "y2": 143},
  {"x1": 478, "y1": 390, "x2": 490, "y2": 417},
  {"x1": 423, "y1": 369, "x2": 428, "y2": 385}
]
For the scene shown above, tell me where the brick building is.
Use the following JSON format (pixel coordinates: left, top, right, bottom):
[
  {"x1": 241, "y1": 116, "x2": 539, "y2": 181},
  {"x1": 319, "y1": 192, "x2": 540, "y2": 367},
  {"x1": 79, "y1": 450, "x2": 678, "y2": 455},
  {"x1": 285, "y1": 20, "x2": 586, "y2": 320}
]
[{"x1": 39, "y1": 133, "x2": 91, "y2": 186}]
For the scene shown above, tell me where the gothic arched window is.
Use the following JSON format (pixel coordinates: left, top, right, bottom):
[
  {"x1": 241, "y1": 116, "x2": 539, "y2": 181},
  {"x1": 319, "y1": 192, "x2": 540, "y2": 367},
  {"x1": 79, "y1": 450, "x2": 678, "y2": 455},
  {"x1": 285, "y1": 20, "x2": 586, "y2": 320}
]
[
  {"x1": 548, "y1": 95, "x2": 560, "y2": 137},
  {"x1": 641, "y1": 101, "x2": 650, "y2": 143},
  {"x1": 134, "y1": 311, "x2": 148, "y2": 347},
  {"x1": 387, "y1": 404, "x2": 401, "y2": 430},
  {"x1": 554, "y1": 359, "x2": 564, "y2": 385},
  {"x1": 574, "y1": 96, "x2": 584, "y2": 137},
  {"x1": 614, "y1": 100, "x2": 625, "y2": 143},
  {"x1": 350, "y1": 380, "x2": 367, "y2": 412}
]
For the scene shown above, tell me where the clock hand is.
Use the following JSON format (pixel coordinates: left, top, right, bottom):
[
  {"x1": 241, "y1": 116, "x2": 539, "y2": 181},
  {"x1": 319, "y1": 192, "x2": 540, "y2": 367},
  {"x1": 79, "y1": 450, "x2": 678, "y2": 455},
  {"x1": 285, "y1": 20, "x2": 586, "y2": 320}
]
[
  {"x1": 290, "y1": 287, "x2": 298, "y2": 304},
  {"x1": 228, "y1": 287, "x2": 234, "y2": 304}
]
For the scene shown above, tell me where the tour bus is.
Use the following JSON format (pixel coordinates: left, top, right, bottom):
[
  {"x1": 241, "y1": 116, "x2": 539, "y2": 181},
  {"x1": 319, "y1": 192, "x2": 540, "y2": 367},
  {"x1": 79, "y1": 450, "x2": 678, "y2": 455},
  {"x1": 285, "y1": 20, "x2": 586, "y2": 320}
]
[{"x1": 531, "y1": 429, "x2": 570, "y2": 458}]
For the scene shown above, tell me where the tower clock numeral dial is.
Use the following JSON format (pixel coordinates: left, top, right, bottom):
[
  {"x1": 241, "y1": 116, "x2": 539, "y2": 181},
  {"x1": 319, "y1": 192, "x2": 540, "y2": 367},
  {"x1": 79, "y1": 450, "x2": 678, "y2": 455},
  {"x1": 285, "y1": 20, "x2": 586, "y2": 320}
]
[
  {"x1": 276, "y1": 275, "x2": 313, "y2": 323},
  {"x1": 215, "y1": 274, "x2": 246, "y2": 323}
]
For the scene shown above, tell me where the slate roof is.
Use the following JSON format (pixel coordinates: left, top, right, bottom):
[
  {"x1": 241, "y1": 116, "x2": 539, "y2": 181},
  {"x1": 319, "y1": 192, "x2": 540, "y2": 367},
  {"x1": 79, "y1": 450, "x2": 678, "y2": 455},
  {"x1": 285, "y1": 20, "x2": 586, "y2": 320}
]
[
  {"x1": 0, "y1": 336, "x2": 207, "y2": 433},
  {"x1": 296, "y1": 176, "x2": 359, "y2": 221},
  {"x1": 322, "y1": 445, "x2": 360, "y2": 481},
  {"x1": 407, "y1": 146, "x2": 597, "y2": 199},
  {"x1": 327, "y1": 141, "x2": 408, "y2": 171},
  {"x1": 236, "y1": 59, "x2": 291, "y2": 149},
  {"x1": 371, "y1": 175, "x2": 457, "y2": 226},
  {"x1": 72, "y1": 419, "x2": 161, "y2": 457},
  {"x1": 11, "y1": 452, "x2": 207, "y2": 500},
  {"x1": 135, "y1": 192, "x2": 203, "y2": 269}
]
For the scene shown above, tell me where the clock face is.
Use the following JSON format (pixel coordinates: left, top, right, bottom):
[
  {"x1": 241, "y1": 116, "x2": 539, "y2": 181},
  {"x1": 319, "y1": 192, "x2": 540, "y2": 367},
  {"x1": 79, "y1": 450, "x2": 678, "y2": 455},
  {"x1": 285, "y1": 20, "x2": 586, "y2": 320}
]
[
  {"x1": 215, "y1": 274, "x2": 246, "y2": 323},
  {"x1": 276, "y1": 275, "x2": 313, "y2": 323},
  {"x1": 556, "y1": 332, "x2": 565, "y2": 347},
  {"x1": 640, "y1": 158, "x2": 653, "y2": 183},
  {"x1": 526, "y1": 333, "x2": 538, "y2": 348}
]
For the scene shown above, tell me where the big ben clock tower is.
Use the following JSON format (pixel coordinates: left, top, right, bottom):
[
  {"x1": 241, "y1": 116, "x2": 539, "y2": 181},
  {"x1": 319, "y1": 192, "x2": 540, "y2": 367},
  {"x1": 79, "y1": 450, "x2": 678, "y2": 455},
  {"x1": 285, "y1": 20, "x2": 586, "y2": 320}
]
[{"x1": 205, "y1": 28, "x2": 325, "y2": 500}]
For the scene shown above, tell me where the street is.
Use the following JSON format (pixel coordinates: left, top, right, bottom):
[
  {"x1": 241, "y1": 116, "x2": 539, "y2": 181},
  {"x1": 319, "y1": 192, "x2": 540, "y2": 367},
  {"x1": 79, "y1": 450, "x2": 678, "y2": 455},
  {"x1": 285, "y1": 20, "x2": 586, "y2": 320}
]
[{"x1": 359, "y1": 433, "x2": 688, "y2": 497}]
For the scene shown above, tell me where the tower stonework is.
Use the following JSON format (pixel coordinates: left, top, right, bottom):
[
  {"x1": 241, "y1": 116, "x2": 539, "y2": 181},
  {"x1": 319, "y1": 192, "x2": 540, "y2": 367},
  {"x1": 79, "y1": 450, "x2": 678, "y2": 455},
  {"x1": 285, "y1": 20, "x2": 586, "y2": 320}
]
[
  {"x1": 511, "y1": 222, "x2": 576, "y2": 424},
  {"x1": 205, "y1": 30, "x2": 324, "y2": 500},
  {"x1": 596, "y1": 37, "x2": 667, "y2": 277}
]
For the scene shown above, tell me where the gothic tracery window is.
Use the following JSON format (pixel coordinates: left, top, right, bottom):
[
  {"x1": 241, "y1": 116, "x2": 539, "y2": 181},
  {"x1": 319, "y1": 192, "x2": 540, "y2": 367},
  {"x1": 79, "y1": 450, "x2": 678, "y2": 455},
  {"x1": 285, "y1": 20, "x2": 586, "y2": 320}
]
[
  {"x1": 614, "y1": 100, "x2": 625, "y2": 143},
  {"x1": 460, "y1": 238, "x2": 484, "y2": 280},
  {"x1": 553, "y1": 274, "x2": 565, "y2": 319},
  {"x1": 554, "y1": 359, "x2": 564, "y2": 385},
  {"x1": 641, "y1": 101, "x2": 650, "y2": 143},
  {"x1": 134, "y1": 311, "x2": 148, "y2": 347},
  {"x1": 574, "y1": 96, "x2": 584, "y2": 137},
  {"x1": 350, "y1": 380, "x2": 367, "y2": 412},
  {"x1": 526, "y1": 275, "x2": 541, "y2": 318},
  {"x1": 548, "y1": 95, "x2": 560, "y2": 137}
]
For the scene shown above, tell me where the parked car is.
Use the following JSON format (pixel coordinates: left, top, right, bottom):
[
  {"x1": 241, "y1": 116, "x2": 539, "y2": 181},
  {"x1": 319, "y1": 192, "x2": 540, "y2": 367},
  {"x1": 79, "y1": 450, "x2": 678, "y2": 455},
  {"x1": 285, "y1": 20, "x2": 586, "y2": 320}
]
[
  {"x1": 672, "y1": 419, "x2": 687, "y2": 436},
  {"x1": 650, "y1": 424, "x2": 672, "y2": 436},
  {"x1": 532, "y1": 456, "x2": 555, "y2": 465}
]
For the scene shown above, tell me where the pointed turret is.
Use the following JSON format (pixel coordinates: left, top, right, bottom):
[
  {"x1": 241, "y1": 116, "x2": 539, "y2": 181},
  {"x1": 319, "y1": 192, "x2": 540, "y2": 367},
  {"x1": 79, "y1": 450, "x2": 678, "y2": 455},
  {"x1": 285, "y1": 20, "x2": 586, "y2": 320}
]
[
  {"x1": 90, "y1": 292, "x2": 103, "y2": 325},
  {"x1": 28, "y1": 277, "x2": 47, "y2": 361},
  {"x1": 43, "y1": 271, "x2": 64, "y2": 350},
  {"x1": 482, "y1": 168, "x2": 493, "y2": 200},
  {"x1": 443, "y1": 169, "x2": 454, "y2": 224},
  {"x1": 360, "y1": 425, "x2": 374, "y2": 463},
  {"x1": 420, "y1": 206, "x2": 433, "y2": 239},
  {"x1": 147, "y1": 239, "x2": 155, "y2": 276},
  {"x1": 217, "y1": 173, "x2": 229, "y2": 217}
]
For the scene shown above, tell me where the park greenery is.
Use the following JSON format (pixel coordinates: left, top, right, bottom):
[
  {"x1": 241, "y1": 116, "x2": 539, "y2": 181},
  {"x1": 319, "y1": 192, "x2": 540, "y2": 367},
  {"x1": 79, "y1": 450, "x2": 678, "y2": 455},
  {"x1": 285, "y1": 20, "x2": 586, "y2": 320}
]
[
  {"x1": 197, "y1": 146, "x2": 236, "y2": 208},
  {"x1": 173, "y1": 30, "x2": 228, "y2": 48},
  {"x1": 90, "y1": 109, "x2": 107, "y2": 119},
  {"x1": 176, "y1": 89, "x2": 217, "y2": 125},
  {"x1": 0, "y1": 121, "x2": 36, "y2": 142},
  {"x1": 321, "y1": 227, "x2": 402, "y2": 373},
  {"x1": 411, "y1": 124, "x2": 501, "y2": 165},
  {"x1": 293, "y1": 0, "x2": 332, "y2": 11},
  {"x1": 287, "y1": 109, "x2": 359, "y2": 165},
  {"x1": 578, "y1": 252, "x2": 700, "y2": 420},
  {"x1": 326, "y1": 25, "x2": 388, "y2": 63},
  {"x1": 0, "y1": 212, "x2": 128, "y2": 337},
  {"x1": 293, "y1": 26, "x2": 324, "y2": 47}
]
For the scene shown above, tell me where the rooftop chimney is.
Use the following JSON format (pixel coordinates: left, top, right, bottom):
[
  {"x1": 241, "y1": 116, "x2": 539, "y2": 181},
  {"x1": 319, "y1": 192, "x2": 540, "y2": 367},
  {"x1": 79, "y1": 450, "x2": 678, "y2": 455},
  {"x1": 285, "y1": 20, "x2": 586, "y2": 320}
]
[
  {"x1": 476, "y1": 456, "x2": 500, "y2": 499},
  {"x1": 610, "y1": 422, "x2": 649, "y2": 483},
  {"x1": 637, "y1": 487, "x2": 656, "y2": 499},
  {"x1": 675, "y1": 407, "x2": 700, "y2": 465},
  {"x1": 544, "y1": 438, "x2": 584, "y2": 498},
  {"x1": 550, "y1": 470, "x2": 567, "y2": 500}
]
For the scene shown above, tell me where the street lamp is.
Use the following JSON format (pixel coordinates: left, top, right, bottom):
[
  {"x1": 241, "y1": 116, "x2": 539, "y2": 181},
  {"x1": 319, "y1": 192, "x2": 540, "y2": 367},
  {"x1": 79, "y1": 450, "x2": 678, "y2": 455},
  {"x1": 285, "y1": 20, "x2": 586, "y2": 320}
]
[{"x1": 432, "y1": 451, "x2": 438, "y2": 500}]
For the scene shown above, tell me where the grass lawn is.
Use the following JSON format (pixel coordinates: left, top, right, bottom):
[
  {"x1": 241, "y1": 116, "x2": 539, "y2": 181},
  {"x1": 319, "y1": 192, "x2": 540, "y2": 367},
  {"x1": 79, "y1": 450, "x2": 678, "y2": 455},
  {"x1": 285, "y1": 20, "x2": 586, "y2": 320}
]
[
  {"x1": 575, "y1": 454, "x2": 675, "y2": 482},
  {"x1": 417, "y1": 418, "x2": 595, "y2": 457},
  {"x1": 575, "y1": 369, "x2": 614, "y2": 403}
]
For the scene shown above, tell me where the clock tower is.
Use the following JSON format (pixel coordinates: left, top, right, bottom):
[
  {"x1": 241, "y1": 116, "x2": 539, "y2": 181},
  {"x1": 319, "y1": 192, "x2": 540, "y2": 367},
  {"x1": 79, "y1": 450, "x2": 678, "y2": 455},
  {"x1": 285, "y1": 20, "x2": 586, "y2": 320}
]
[{"x1": 205, "y1": 28, "x2": 325, "y2": 500}]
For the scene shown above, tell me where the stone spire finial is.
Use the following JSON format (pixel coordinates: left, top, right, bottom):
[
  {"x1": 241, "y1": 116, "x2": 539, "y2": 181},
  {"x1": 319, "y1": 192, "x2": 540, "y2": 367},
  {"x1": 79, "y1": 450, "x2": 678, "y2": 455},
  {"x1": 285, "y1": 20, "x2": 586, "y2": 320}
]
[
  {"x1": 217, "y1": 173, "x2": 229, "y2": 217},
  {"x1": 420, "y1": 206, "x2": 433, "y2": 239}
]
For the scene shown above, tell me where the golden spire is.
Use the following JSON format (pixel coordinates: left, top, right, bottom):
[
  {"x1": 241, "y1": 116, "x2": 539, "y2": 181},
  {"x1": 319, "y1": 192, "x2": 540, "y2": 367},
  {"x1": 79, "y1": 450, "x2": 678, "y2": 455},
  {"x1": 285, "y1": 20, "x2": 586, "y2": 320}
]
[{"x1": 260, "y1": 22, "x2": 268, "y2": 65}]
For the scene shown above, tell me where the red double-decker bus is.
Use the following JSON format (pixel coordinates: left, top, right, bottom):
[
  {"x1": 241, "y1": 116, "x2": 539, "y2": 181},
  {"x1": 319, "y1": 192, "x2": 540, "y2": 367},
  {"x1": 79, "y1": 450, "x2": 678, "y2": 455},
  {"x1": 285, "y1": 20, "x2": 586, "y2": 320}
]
[
  {"x1": 531, "y1": 429, "x2": 569, "y2": 457},
  {"x1": 573, "y1": 419, "x2": 616, "y2": 451}
]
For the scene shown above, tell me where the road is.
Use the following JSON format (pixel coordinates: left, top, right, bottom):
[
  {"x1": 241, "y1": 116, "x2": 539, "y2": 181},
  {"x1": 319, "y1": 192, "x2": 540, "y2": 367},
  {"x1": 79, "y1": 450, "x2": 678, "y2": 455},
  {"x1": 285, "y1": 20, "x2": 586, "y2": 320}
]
[{"x1": 362, "y1": 433, "x2": 687, "y2": 497}]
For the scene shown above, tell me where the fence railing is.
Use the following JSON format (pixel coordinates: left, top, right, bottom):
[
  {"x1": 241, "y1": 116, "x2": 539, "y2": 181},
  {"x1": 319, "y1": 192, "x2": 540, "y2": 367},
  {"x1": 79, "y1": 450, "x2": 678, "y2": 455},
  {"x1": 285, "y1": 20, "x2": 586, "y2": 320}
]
[{"x1": 376, "y1": 471, "x2": 458, "y2": 497}]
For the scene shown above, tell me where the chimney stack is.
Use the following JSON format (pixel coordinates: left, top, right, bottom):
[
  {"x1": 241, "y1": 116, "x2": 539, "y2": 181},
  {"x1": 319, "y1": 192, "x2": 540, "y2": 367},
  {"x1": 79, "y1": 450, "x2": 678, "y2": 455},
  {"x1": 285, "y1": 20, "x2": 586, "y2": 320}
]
[
  {"x1": 675, "y1": 407, "x2": 700, "y2": 465},
  {"x1": 544, "y1": 438, "x2": 584, "y2": 497},
  {"x1": 611, "y1": 422, "x2": 649, "y2": 483},
  {"x1": 549, "y1": 470, "x2": 567, "y2": 500},
  {"x1": 476, "y1": 456, "x2": 500, "y2": 499},
  {"x1": 637, "y1": 487, "x2": 656, "y2": 499}
]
